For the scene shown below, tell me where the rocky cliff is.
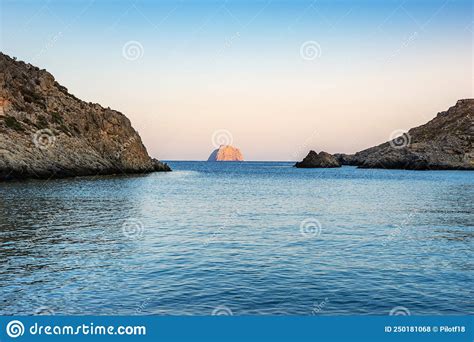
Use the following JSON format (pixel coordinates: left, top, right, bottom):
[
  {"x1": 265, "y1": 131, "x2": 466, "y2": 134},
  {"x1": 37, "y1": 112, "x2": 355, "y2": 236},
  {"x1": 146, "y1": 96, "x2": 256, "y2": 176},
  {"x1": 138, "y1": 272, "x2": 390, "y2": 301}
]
[
  {"x1": 343, "y1": 99, "x2": 473, "y2": 170},
  {"x1": 207, "y1": 145, "x2": 244, "y2": 161},
  {"x1": 0, "y1": 52, "x2": 170, "y2": 180}
]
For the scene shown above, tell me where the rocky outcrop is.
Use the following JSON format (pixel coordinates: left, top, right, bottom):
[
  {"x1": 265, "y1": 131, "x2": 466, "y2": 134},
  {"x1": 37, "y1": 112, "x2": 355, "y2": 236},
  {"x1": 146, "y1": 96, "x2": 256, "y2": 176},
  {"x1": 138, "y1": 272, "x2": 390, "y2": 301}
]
[
  {"x1": 294, "y1": 150, "x2": 341, "y2": 168},
  {"x1": 342, "y1": 100, "x2": 473, "y2": 170},
  {"x1": 152, "y1": 159, "x2": 171, "y2": 172},
  {"x1": 0, "y1": 52, "x2": 170, "y2": 180},
  {"x1": 208, "y1": 145, "x2": 244, "y2": 161}
]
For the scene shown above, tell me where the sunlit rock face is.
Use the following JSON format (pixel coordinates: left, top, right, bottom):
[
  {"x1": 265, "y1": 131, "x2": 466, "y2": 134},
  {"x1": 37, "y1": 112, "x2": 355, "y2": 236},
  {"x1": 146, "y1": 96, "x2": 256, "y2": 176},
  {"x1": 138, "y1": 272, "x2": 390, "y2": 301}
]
[{"x1": 207, "y1": 145, "x2": 244, "y2": 161}]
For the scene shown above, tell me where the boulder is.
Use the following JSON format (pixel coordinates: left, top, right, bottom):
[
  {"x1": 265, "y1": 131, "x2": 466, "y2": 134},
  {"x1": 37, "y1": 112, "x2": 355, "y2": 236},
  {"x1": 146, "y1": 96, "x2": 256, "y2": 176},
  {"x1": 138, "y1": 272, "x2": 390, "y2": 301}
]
[{"x1": 295, "y1": 151, "x2": 341, "y2": 168}]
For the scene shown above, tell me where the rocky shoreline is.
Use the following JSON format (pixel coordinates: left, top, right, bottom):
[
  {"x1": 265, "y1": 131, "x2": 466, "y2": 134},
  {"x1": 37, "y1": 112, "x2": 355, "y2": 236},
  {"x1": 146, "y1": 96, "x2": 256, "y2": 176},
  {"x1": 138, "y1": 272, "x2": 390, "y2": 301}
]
[
  {"x1": 0, "y1": 52, "x2": 170, "y2": 181},
  {"x1": 2, "y1": 52, "x2": 472, "y2": 177},
  {"x1": 297, "y1": 99, "x2": 473, "y2": 170}
]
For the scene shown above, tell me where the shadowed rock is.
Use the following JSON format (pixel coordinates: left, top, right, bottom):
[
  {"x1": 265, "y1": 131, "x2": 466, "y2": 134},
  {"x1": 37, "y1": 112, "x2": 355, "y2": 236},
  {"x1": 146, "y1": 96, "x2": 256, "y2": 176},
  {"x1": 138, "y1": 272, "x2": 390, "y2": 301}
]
[
  {"x1": 152, "y1": 158, "x2": 171, "y2": 172},
  {"x1": 334, "y1": 153, "x2": 358, "y2": 166},
  {"x1": 0, "y1": 52, "x2": 171, "y2": 181},
  {"x1": 294, "y1": 151, "x2": 341, "y2": 168}
]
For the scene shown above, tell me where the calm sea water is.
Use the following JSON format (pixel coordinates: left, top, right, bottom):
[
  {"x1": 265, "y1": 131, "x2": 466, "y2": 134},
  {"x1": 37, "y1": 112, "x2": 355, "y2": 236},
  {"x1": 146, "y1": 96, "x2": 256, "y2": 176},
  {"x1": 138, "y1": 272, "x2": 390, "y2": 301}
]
[{"x1": 0, "y1": 162, "x2": 472, "y2": 315}]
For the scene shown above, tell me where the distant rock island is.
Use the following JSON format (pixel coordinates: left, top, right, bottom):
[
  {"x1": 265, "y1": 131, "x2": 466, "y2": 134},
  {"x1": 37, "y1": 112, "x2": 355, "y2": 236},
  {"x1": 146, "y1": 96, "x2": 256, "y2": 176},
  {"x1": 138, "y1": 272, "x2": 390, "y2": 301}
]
[
  {"x1": 208, "y1": 145, "x2": 244, "y2": 161},
  {"x1": 296, "y1": 99, "x2": 473, "y2": 170},
  {"x1": 295, "y1": 151, "x2": 340, "y2": 168},
  {"x1": 0, "y1": 52, "x2": 170, "y2": 181}
]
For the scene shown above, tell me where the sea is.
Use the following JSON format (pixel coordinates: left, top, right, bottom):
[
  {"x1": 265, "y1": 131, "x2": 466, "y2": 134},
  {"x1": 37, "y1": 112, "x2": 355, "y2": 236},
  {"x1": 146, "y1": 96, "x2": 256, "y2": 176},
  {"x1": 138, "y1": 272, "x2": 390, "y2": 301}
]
[{"x1": 0, "y1": 161, "x2": 472, "y2": 315}]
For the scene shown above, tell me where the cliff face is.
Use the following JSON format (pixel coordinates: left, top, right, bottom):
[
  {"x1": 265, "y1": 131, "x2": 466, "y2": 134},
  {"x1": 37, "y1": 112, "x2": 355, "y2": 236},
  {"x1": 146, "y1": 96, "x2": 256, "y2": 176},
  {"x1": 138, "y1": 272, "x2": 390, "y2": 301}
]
[
  {"x1": 337, "y1": 99, "x2": 474, "y2": 170},
  {"x1": 0, "y1": 52, "x2": 170, "y2": 180},
  {"x1": 207, "y1": 145, "x2": 244, "y2": 161}
]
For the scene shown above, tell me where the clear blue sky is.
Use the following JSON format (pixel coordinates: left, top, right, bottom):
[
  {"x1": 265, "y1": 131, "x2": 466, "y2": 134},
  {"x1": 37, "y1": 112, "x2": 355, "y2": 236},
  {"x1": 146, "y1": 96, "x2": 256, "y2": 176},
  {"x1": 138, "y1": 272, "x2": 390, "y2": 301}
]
[{"x1": 1, "y1": 0, "x2": 472, "y2": 160}]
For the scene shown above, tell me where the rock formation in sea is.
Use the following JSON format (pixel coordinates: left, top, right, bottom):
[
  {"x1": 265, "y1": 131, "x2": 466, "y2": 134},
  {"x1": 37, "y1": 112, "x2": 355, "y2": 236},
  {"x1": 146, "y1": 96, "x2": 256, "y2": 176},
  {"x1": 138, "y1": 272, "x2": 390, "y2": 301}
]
[
  {"x1": 0, "y1": 52, "x2": 170, "y2": 180},
  {"x1": 294, "y1": 150, "x2": 341, "y2": 168},
  {"x1": 338, "y1": 99, "x2": 473, "y2": 170},
  {"x1": 207, "y1": 145, "x2": 244, "y2": 161}
]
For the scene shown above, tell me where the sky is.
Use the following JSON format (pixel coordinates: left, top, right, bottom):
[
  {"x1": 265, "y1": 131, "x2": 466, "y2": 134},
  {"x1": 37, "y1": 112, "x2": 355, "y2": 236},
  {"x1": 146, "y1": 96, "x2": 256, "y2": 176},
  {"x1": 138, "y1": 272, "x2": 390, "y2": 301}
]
[{"x1": 1, "y1": 0, "x2": 472, "y2": 161}]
